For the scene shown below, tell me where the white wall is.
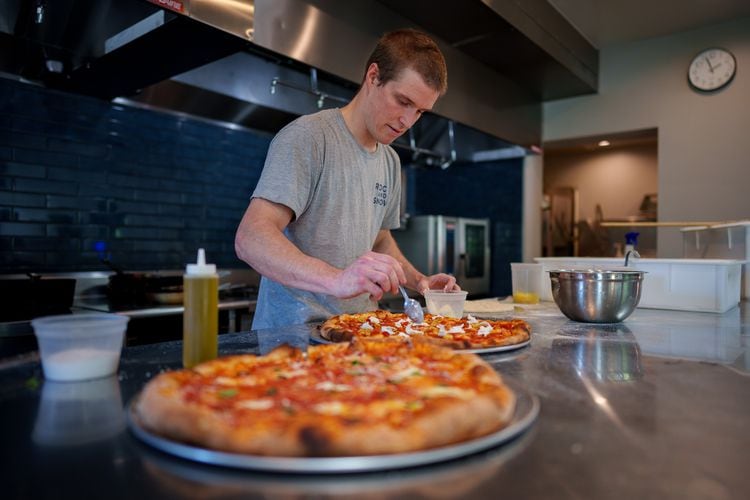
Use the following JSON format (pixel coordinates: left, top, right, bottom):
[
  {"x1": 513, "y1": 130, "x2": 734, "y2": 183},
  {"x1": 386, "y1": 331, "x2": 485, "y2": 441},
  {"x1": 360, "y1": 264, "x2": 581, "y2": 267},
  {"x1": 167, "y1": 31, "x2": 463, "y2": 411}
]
[
  {"x1": 523, "y1": 153, "x2": 544, "y2": 261},
  {"x1": 543, "y1": 17, "x2": 750, "y2": 257},
  {"x1": 544, "y1": 144, "x2": 658, "y2": 222}
]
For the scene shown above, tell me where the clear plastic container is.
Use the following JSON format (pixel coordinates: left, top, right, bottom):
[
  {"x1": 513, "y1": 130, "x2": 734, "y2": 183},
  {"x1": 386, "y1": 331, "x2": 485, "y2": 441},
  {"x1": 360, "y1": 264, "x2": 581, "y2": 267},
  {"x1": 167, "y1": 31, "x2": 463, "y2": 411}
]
[
  {"x1": 511, "y1": 263, "x2": 543, "y2": 304},
  {"x1": 31, "y1": 313, "x2": 129, "y2": 382},
  {"x1": 681, "y1": 222, "x2": 750, "y2": 299},
  {"x1": 424, "y1": 290, "x2": 468, "y2": 318}
]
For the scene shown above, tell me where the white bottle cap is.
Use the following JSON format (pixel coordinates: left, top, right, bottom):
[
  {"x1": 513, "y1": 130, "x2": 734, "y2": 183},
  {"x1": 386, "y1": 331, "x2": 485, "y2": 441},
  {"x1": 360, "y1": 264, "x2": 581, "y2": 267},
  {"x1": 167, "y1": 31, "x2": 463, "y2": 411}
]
[{"x1": 186, "y1": 248, "x2": 217, "y2": 275}]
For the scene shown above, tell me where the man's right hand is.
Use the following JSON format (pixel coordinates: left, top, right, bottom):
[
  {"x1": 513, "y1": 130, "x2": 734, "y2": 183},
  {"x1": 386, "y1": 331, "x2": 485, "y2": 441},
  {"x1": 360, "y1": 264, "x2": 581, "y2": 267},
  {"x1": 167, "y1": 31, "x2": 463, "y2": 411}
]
[{"x1": 331, "y1": 251, "x2": 406, "y2": 301}]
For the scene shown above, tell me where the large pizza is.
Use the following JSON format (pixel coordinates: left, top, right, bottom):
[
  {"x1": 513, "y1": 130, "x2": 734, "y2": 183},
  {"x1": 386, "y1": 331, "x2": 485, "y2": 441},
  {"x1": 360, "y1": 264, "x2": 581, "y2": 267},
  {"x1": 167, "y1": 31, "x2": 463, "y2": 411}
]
[
  {"x1": 319, "y1": 310, "x2": 531, "y2": 350},
  {"x1": 134, "y1": 337, "x2": 515, "y2": 457}
]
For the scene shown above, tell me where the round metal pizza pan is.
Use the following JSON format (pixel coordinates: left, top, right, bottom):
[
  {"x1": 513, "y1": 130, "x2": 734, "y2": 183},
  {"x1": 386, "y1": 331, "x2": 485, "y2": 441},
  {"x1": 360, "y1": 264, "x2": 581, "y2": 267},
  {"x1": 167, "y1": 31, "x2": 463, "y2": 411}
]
[
  {"x1": 308, "y1": 328, "x2": 531, "y2": 354},
  {"x1": 462, "y1": 338, "x2": 531, "y2": 354},
  {"x1": 127, "y1": 384, "x2": 539, "y2": 474}
]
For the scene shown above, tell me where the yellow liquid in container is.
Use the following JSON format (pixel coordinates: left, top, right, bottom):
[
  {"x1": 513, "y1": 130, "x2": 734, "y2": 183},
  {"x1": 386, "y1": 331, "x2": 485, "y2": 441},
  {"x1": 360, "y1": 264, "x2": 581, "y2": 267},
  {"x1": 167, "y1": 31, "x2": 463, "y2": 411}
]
[
  {"x1": 513, "y1": 291, "x2": 540, "y2": 304},
  {"x1": 182, "y1": 249, "x2": 219, "y2": 368}
]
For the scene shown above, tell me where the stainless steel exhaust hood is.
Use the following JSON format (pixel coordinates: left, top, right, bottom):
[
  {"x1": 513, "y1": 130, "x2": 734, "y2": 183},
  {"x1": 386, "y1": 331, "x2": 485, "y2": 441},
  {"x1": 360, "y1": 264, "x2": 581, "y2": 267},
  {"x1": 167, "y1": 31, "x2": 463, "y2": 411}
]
[{"x1": 0, "y1": 0, "x2": 598, "y2": 150}]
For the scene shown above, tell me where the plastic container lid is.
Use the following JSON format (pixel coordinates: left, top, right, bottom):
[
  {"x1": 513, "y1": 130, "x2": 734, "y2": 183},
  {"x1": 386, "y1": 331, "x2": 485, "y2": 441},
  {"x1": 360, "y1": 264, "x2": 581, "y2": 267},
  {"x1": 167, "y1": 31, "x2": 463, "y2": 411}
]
[{"x1": 186, "y1": 248, "x2": 216, "y2": 275}]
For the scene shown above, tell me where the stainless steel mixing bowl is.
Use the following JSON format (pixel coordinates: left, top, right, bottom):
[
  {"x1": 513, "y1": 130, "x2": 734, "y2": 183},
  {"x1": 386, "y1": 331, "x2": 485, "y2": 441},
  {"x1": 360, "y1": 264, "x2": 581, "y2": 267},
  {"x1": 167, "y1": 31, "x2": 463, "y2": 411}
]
[{"x1": 548, "y1": 269, "x2": 646, "y2": 323}]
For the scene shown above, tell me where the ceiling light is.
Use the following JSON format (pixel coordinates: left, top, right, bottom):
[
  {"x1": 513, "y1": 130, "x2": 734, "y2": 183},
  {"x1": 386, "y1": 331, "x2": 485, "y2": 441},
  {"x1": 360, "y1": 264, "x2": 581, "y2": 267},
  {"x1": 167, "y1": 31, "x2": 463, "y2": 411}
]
[{"x1": 598, "y1": 140, "x2": 611, "y2": 147}]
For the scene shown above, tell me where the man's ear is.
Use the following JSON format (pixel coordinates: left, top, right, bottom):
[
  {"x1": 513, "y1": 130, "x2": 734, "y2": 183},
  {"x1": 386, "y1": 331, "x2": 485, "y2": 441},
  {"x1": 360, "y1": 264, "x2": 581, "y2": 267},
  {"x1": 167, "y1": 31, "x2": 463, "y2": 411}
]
[{"x1": 365, "y1": 63, "x2": 380, "y2": 86}]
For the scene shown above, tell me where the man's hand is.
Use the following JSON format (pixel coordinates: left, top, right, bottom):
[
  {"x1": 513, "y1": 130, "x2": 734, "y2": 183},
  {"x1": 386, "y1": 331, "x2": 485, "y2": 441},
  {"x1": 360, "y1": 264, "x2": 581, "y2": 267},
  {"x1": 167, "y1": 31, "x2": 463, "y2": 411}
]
[
  {"x1": 332, "y1": 251, "x2": 406, "y2": 301},
  {"x1": 416, "y1": 273, "x2": 460, "y2": 295}
]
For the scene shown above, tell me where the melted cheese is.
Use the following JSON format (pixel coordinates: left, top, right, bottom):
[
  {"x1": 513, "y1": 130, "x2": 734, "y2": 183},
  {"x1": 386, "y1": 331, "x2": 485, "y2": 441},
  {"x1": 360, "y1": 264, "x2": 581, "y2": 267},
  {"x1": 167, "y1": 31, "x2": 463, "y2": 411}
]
[
  {"x1": 388, "y1": 366, "x2": 423, "y2": 383},
  {"x1": 277, "y1": 369, "x2": 306, "y2": 379},
  {"x1": 447, "y1": 325, "x2": 465, "y2": 334},
  {"x1": 477, "y1": 323, "x2": 493, "y2": 337},
  {"x1": 368, "y1": 315, "x2": 381, "y2": 324},
  {"x1": 237, "y1": 399, "x2": 274, "y2": 410},
  {"x1": 436, "y1": 324, "x2": 447, "y2": 337},
  {"x1": 368, "y1": 399, "x2": 421, "y2": 417},
  {"x1": 360, "y1": 321, "x2": 374, "y2": 331},
  {"x1": 420, "y1": 386, "x2": 475, "y2": 400},
  {"x1": 313, "y1": 401, "x2": 347, "y2": 415},
  {"x1": 235, "y1": 376, "x2": 258, "y2": 386},
  {"x1": 215, "y1": 376, "x2": 239, "y2": 386},
  {"x1": 405, "y1": 324, "x2": 424, "y2": 336},
  {"x1": 315, "y1": 381, "x2": 351, "y2": 392}
]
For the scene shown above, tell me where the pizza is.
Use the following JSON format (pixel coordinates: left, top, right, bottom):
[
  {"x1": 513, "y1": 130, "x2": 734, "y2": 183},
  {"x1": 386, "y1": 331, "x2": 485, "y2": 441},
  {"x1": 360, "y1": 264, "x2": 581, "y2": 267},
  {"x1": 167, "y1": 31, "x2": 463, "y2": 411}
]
[
  {"x1": 134, "y1": 337, "x2": 515, "y2": 457},
  {"x1": 319, "y1": 310, "x2": 531, "y2": 350}
]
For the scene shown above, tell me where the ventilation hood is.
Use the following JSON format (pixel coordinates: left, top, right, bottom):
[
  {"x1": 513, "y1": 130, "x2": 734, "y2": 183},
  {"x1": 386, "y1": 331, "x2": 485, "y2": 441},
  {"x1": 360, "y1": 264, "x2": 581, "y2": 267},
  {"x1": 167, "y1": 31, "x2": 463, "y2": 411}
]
[{"x1": 0, "y1": 0, "x2": 598, "y2": 150}]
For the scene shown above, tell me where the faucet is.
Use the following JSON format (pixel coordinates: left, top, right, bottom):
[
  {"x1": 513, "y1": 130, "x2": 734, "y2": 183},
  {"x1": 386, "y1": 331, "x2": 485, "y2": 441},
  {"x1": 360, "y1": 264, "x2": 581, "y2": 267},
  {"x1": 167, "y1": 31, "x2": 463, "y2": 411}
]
[{"x1": 624, "y1": 250, "x2": 640, "y2": 267}]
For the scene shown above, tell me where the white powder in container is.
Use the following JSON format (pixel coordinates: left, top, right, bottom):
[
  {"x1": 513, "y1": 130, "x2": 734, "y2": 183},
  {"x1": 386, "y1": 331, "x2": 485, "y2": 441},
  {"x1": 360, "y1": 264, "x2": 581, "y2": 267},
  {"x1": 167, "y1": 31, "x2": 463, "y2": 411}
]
[{"x1": 42, "y1": 348, "x2": 121, "y2": 382}]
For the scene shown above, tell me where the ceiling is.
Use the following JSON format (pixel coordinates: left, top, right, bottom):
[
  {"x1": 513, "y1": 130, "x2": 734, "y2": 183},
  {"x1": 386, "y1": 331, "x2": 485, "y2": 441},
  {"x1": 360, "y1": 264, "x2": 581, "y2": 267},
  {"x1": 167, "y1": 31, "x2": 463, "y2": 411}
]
[
  {"x1": 548, "y1": 0, "x2": 750, "y2": 48},
  {"x1": 544, "y1": 128, "x2": 657, "y2": 155}
]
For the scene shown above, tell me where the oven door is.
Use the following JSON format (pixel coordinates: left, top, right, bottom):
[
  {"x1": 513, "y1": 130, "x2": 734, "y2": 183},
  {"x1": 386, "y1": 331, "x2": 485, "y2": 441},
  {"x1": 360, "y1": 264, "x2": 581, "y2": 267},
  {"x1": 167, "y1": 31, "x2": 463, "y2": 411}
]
[{"x1": 457, "y1": 218, "x2": 491, "y2": 295}]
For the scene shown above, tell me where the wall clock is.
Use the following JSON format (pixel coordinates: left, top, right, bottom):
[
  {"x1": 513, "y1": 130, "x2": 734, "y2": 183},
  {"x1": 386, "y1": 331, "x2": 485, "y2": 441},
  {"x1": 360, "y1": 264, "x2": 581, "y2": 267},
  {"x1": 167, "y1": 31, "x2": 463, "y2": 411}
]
[{"x1": 688, "y1": 48, "x2": 737, "y2": 92}]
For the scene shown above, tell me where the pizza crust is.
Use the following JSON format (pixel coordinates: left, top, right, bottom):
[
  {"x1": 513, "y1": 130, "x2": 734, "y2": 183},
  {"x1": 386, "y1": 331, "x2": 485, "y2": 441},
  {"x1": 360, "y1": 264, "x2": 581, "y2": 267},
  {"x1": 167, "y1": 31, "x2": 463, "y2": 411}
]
[{"x1": 134, "y1": 338, "x2": 516, "y2": 457}]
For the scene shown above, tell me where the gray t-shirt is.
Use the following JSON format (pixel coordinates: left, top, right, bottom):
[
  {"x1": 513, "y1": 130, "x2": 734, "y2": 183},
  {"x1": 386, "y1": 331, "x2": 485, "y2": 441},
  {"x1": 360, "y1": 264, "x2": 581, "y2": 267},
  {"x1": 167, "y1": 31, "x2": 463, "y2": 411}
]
[{"x1": 250, "y1": 108, "x2": 402, "y2": 329}]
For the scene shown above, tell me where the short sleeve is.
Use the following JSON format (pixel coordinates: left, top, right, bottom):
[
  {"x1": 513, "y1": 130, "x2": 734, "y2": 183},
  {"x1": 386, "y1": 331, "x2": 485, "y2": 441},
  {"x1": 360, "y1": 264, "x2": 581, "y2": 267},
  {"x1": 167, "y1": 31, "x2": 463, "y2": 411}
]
[{"x1": 251, "y1": 120, "x2": 322, "y2": 220}]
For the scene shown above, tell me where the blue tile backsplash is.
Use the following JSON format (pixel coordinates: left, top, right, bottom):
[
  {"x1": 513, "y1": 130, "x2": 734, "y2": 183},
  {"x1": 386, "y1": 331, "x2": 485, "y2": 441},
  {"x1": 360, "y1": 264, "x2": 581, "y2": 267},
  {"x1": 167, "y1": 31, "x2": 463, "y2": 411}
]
[
  {"x1": 0, "y1": 78, "x2": 272, "y2": 273},
  {"x1": 1, "y1": 77, "x2": 522, "y2": 295}
]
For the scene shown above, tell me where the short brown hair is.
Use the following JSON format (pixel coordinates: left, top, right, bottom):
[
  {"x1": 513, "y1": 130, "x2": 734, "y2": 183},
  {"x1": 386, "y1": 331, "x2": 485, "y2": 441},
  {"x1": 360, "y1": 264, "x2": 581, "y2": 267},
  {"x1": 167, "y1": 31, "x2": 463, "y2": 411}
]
[{"x1": 364, "y1": 29, "x2": 448, "y2": 95}]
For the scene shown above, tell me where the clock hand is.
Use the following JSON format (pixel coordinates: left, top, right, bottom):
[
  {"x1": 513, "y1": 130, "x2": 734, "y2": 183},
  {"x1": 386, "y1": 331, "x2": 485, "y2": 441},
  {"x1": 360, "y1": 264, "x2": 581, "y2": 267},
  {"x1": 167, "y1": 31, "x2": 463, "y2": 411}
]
[{"x1": 704, "y1": 57, "x2": 714, "y2": 72}]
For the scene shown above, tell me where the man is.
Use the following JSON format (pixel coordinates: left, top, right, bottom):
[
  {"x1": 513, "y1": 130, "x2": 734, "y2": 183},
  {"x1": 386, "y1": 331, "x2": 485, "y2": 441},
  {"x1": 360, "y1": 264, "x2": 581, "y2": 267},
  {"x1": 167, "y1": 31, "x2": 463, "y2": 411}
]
[{"x1": 235, "y1": 29, "x2": 458, "y2": 329}]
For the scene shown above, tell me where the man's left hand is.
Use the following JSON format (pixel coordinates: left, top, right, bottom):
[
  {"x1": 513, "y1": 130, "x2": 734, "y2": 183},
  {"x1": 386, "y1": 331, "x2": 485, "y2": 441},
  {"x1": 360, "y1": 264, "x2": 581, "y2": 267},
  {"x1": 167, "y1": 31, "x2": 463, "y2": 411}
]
[{"x1": 416, "y1": 274, "x2": 460, "y2": 295}]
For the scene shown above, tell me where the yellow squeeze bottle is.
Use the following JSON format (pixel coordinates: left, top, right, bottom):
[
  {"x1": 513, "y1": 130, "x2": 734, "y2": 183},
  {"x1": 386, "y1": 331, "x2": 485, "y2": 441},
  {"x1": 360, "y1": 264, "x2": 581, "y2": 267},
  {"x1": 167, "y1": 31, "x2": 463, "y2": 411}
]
[{"x1": 183, "y1": 248, "x2": 218, "y2": 368}]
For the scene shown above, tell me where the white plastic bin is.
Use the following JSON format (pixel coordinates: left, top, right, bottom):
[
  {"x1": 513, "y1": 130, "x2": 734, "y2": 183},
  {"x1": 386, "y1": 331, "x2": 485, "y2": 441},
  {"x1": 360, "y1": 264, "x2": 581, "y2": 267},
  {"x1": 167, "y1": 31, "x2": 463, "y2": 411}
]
[
  {"x1": 681, "y1": 221, "x2": 750, "y2": 299},
  {"x1": 534, "y1": 257, "x2": 743, "y2": 313}
]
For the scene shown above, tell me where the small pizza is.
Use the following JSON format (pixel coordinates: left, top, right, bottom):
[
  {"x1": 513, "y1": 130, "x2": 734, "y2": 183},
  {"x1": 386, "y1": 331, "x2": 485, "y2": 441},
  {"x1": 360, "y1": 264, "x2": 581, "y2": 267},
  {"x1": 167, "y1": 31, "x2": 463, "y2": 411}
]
[
  {"x1": 319, "y1": 310, "x2": 531, "y2": 350},
  {"x1": 134, "y1": 337, "x2": 515, "y2": 457}
]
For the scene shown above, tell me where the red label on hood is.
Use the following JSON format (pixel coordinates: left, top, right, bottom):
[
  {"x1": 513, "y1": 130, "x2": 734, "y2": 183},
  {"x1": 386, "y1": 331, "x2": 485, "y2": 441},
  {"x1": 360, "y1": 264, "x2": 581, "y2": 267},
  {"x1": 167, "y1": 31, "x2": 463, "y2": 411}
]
[{"x1": 147, "y1": 0, "x2": 187, "y2": 14}]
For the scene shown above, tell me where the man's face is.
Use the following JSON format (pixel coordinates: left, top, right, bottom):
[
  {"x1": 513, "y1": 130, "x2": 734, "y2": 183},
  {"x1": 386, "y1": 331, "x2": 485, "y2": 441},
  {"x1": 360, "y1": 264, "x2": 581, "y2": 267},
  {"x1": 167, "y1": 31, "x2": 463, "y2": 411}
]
[{"x1": 364, "y1": 66, "x2": 440, "y2": 146}]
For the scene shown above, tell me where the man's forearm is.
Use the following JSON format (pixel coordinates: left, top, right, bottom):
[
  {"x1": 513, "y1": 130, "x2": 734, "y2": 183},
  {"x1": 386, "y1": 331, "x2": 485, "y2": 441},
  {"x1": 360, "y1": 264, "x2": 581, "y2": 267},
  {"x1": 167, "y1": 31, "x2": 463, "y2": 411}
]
[
  {"x1": 235, "y1": 215, "x2": 341, "y2": 295},
  {"x1": 241, "y1": 232, "x2": 340, "y2": 294}
]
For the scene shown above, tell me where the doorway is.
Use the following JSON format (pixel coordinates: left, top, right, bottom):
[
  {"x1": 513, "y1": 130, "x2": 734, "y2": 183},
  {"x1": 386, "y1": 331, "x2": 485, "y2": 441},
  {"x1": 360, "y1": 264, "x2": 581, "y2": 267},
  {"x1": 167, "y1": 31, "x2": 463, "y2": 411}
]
[{"x1": 542, "y1": 128, "x2": 658, "y2": 257}]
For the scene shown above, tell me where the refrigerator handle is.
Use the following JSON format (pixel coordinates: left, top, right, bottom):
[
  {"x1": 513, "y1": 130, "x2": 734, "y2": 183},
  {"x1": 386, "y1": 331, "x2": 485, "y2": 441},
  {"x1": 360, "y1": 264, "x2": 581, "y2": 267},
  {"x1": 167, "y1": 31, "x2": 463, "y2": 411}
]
[{"x1": 458, "y1": 253, "x2": 467, "y2": 281}]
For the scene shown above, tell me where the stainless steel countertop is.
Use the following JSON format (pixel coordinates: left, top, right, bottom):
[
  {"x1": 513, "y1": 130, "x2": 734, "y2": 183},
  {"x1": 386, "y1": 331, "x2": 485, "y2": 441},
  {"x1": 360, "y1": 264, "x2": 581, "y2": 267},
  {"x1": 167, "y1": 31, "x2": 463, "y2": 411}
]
[{"x1": 1, "y1": 301, "x2": 748, "y2": 499}]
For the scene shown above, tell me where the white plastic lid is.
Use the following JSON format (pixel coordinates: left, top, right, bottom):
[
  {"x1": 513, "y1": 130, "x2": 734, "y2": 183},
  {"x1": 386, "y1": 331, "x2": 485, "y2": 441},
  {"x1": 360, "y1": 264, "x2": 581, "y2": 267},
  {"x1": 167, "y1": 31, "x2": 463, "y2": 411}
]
[{"x1": 186, "y1": 248, "x2": 217, "y2": 275}]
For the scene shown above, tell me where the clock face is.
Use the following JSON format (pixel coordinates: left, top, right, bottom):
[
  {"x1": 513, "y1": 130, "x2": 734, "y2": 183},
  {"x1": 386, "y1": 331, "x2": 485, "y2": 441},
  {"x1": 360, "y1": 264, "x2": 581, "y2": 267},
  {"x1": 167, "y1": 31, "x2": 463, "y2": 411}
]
[{"x1": 688, "y1": 48, "x2": 736, "y2": 92}]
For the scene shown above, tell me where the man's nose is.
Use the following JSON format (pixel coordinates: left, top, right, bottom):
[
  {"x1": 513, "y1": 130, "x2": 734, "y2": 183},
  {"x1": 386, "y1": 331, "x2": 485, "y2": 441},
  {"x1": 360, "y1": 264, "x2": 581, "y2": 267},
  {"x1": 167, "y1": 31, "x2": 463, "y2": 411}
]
[{"x1": 400, "y1": 109, "x2": 421, "y2": 129}]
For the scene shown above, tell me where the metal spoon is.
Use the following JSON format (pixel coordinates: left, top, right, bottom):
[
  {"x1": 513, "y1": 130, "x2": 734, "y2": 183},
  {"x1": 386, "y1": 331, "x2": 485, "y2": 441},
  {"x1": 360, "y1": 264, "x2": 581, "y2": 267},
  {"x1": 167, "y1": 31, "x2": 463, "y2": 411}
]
[{"x1": 399, "y1": 286, "x2": 424, "y2": 323}]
